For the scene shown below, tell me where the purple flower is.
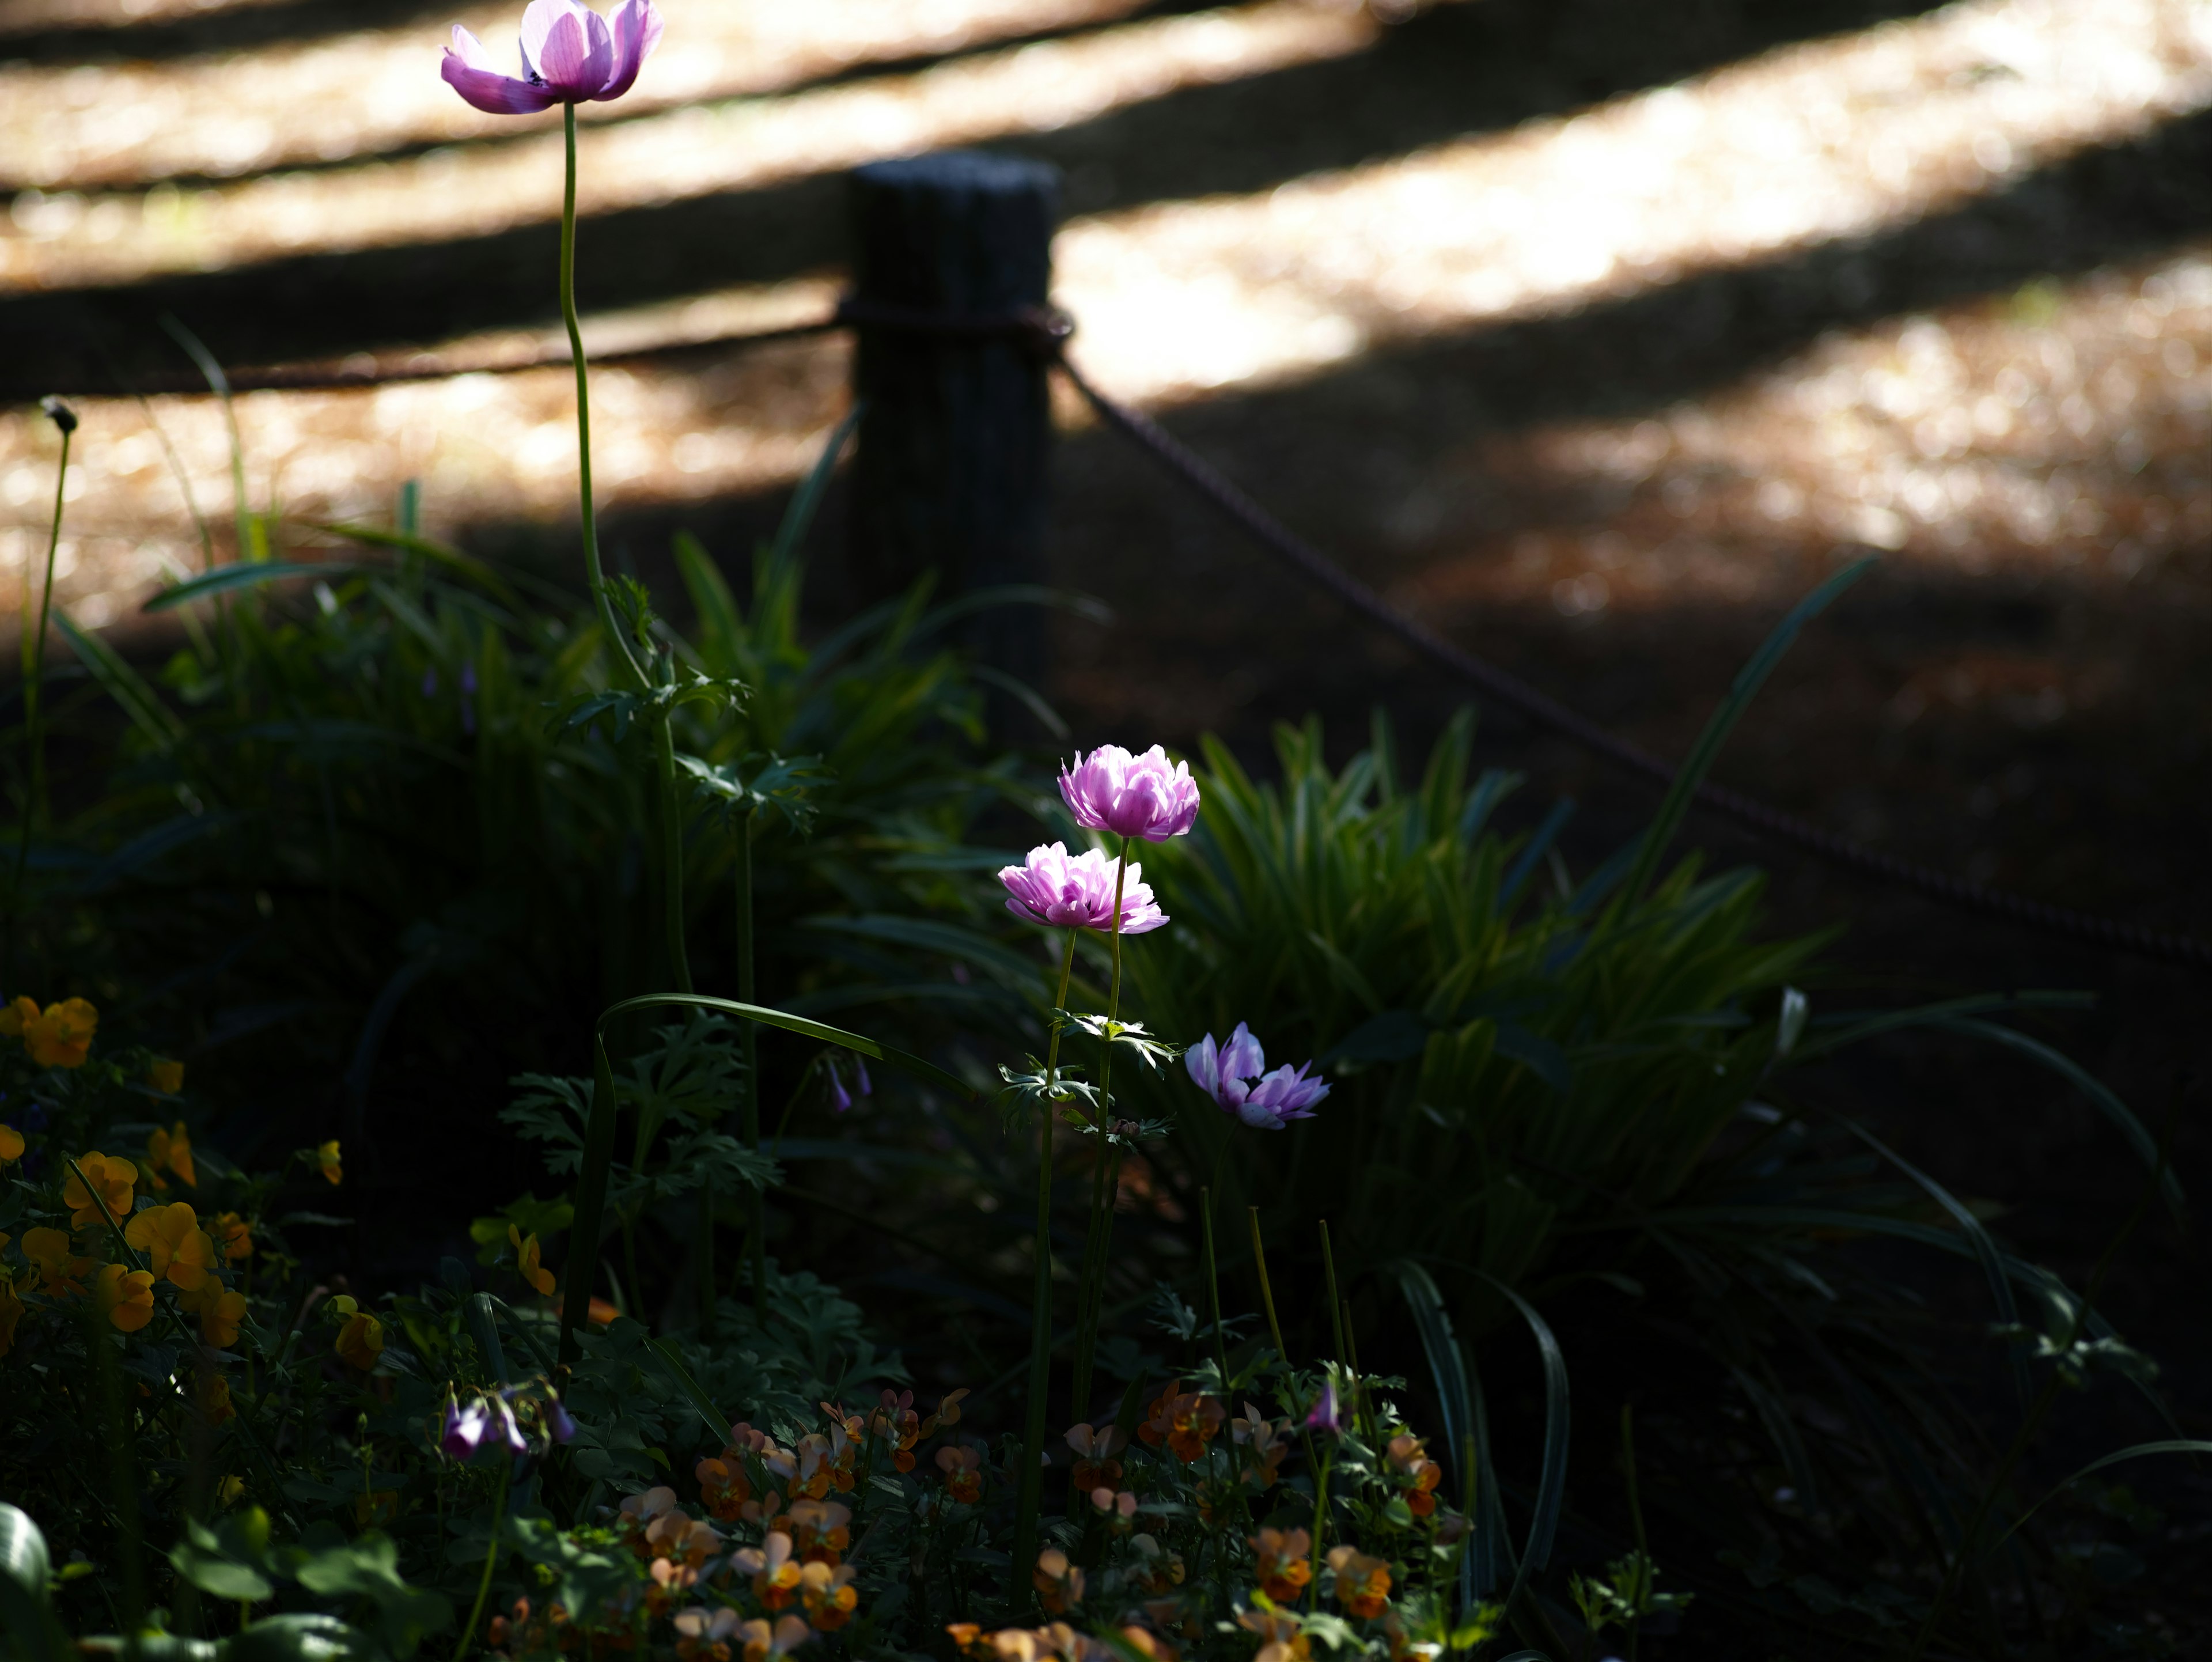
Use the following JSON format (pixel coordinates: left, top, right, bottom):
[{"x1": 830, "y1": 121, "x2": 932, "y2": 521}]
[
  {"x1": 1185, "y1": 1023, "x2": 1329, "y2": 1130},
  {"x1": 441, "y1": 0, "x2": 662, "y2": 115},
  {"x1": 854, "y1": 1058, "x2": 872, "y2": 1097},
  {"x1": 828, "y1": 1061, "x2": 852, "y2": 1114},
  {"x1": 1058, "y1": 746, "x2": 1200, "y2": 843},
  {"x1": 544, "y1": 1395, "x2": 578, "y2": 1444},
  {"x1": 495, "y1": 1397, "x2": 530, "y2": 1456},
  {"x1": 461, "y1": 662, "x2": 478, "y2": 737},
  {"x1": 441, "y1": 1396, "x2": 490, "y2": 1460},
  {"x1": 1304, "y1": 1378, "x2": 1344, "y2": 1434},
  {"x1": 998, "y1": 842, "x2": 1169, "y2": 935}
]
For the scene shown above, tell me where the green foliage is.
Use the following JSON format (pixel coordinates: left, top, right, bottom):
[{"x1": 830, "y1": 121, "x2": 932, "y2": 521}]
[{"x1": 1123, "y1": 709, "x2": 1823, "y2": 1315}]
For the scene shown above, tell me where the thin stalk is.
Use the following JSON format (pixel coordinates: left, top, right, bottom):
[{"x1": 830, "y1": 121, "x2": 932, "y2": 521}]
[
  {"x1": 559, "y1": 104, "x2": 641, "y2": 690},
  {"x1": 1622, "y1": 1404, "x2": 1647, "y2": 1662},
  {"x1": 735, "y1": 807, "x2": 763, "y2": 1321},
  {"x1": 1320, "y1": 1220, "x2": 1346, "y2": 1368},
  {"x1": 1011, "y1": 929, "x2": 1080, "y2": 1614},
  {"x1": 1202, "y1": 1188, "x2": 1230, "y2": 1394},
  {"x1": 11, "y1": 411, "x2": 71, "y2": 954},
  {"x1": 1307, "y1": 1441, "x2": 1332, "y2": 1606},
  {"x1": 1247, "y1": 1206, "x2": 1285, "y2": 1362},
  {"x1": 88, "y1": 1294, "x2": 146, "y2": 1648},
  {"x1": 454, "y1": 1474, "x2": 510, "y2": 1662},
  {"x1": 1069, "y1": 838, "x2": 1132, "y2": 1417}
]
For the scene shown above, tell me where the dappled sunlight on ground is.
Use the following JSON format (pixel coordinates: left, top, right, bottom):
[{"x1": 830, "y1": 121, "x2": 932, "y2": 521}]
[
  {"x1": 0, "y1": 0, "x2": 1163, "y2": 190},
  {"x1": 0, "y1": 1, "x2": 1374, "y2": 283}
]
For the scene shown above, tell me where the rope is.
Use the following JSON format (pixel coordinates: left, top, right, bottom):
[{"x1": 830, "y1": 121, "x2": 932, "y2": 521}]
[
  {"x1": 17, "y1": 296, "x2": 2209, "y2": 970},
  {"x1": 1047, "y1": 350, "x2": 2212, "y2": 975}
]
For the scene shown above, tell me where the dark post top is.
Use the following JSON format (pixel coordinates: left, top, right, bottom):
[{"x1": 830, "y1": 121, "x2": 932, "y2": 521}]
[{"x1": 846, "y1": 150, "x2": 1062, "y2": 708}]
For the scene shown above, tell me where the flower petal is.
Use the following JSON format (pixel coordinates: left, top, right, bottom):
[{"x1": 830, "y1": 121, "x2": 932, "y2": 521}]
[
  {"x1": 441, "y1": 50, "x2": 560, "y2": 113},
  {"x1": 518, "y1": 0, "x2": 591, "y2": 76},
  {"x1": 594, "y1": 0, "x2": 663, "y2": 100}
]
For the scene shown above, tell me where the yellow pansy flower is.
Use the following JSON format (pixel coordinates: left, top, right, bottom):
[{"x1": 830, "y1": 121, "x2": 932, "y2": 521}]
[
  {"x1": 149, "y1": 1059, "x2": 185, "y2": 1095},
  {"x1": 123, "y1": 1201, "x2": 218, "y2": 1292},
  {"x1": 144, "y1": 1122, "x2": 196, "y2": 1191},
  {"x1": 21, "y1": 1227, "x2": 90, "y2": 1296},
  {"x1": 185, "y1": 1281, "x2": 249, "y2": 1348},
  {"x1": 0, "y1": 997, "x2": 98, "y2": 1069},
  {"x1": 0, "y1": 1125, "x2": 22, "y2": 1163},
  {"x1": 197, "y1": 1373, "x2": 235, "y2": 1425},
  {"x1": 317, "y1": 1141, "x2": 342, "y2": 1186},
  {"x1": 63, "y1": 1152, "x2": 136, "y2": 1232},
  {"x1": 213, "y1": 1212, "x2": 253, "y2": 1263},
  {"x1": 335, "y1": 1310, "x2": 384, "y2": 1371},
  {"x1": 96, "y1": 1264, "x2": 157, "y2": 1332},
  {"x1": 508, "y1": 1225, "x2": 555, "y2": 1297}
]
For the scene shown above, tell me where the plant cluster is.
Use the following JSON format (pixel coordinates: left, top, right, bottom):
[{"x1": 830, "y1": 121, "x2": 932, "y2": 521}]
[{"x1": 0, "y1": 2, "x2": 2199, "y2": 1656}]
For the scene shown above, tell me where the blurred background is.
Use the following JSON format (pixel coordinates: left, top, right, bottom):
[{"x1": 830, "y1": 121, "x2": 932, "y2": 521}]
[{"x1": 3, "y1": 0, "x2": 2209, "y2": 1424}]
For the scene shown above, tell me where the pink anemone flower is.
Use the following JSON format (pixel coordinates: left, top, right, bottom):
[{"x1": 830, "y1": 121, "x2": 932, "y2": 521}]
[
  {"x1": 441, "y1": 0, "x2": 662, "y2": 115},
  {"x1": 999, "y1": 842, "x2": 1168, "y2": 935},
  {"x1": 1058, "y1": 745, "x2": 1201, "y2": 843}
]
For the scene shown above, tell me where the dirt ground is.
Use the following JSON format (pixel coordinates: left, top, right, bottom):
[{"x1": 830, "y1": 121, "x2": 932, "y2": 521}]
[{"x1": 5, "y1": 0, "x2": 2210, "y2": 1641}]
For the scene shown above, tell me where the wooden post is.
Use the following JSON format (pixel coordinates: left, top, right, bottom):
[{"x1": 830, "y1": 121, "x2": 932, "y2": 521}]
[{"x1": 847, "y1": 150, "x2": 1060, "y2": 698}]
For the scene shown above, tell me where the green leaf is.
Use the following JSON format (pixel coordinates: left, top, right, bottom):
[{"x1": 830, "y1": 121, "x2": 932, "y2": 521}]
[
  {"x1": 55, "y1": 612, "x2": 186, "y2": 750},
  {"x1": 145, "y1": 562, "x2": 372, "y2": 612},
  {"x1": 1478, "y1": 1272, "x2": 1571, "y2": 1614},
  {"x1": 1996, "y1": 1439, "x2": 2212, "y2": 1551},
  {"x1": 599, "y1": 993, "x2": 979, "y2": 1101},
  {"x1": 1619, "y1": 557, "x2": 1873, "y2": 905},
  {"x1": 218, "y1": 1614, "x2": 370, "y2": 1662},
  {"x1": 647, "y1": 1337, "x2": 737, "y2": 1447}
]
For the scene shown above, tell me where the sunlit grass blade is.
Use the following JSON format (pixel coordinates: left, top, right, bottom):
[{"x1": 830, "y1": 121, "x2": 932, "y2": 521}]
[
  {"x1": 1619, "y1": 556, "x2": 1874, "y2": 906},
  {"x1": 145, "y1": 562, "x2": 373, "y2": 612},
  {"x1": 599, "y1": 992, "x2": 980, "y2": 1100}
]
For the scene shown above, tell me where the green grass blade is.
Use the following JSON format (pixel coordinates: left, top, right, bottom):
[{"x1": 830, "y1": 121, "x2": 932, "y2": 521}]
[
  {"x1": 558, "y1": 1035, "x2": 623, "y2": 1367},
  {"x1": 145, "y1": 562, "x2": 370, "y2": 611},
  {"x1": 1479, "y1": 1273, "x2": 1571, "y2": 1608},
  {"x1": 1933, "y1": 1016, "x2": 2183, "y2": 1218},
  {"x1": 1841, "y1": 1120, "x2": 2031, "y2": 1414},
  {"x1": 598, "y1": 992, "x2": 979, "y2": 1100},
  {"x1": 767, "y1": 407, "x2": 861, "y2": 574},
  {"x1": 1994, "y1": 1440, "x2": 2212, "y2": 1552},
  {"x1": 54, "y1": 612, "x2": 185, "y2": 751},
  {"x1": 1393, "y1": 1260, "x2": 1486, "y2": 1607},
  {"x1": 648, "y1": 1337, "x2": 738, "y2": 1448},
  {"x1": 1620, "y1": 557, "x2": 1874, "y2": 904}
]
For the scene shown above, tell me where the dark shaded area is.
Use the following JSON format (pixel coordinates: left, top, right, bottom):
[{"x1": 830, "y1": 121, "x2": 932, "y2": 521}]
[
  {"x1": 0, "y1": 0, "x2": 448, "y2": 63},
  {"x1": 5, "y1": 0, "x2": 1968, "y2": 389}
]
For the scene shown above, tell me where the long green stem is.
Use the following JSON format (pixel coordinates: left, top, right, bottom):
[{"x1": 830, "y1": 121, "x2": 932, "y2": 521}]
[
  {"x1": 454, "y1": 1475, "x2": 510, "y2": 1662},
  {"x1": 1202, "y1": 1189, "x2": 1230, "y2": 1395},
  {"x1": 736, "y1": 808, "x2": 764, "y2": 1322},
  {"x1": 11, "y1": 414, "x2": 70, "y2": 951},
  {"x1": 1011, "y1": 929, "x2": 1080, "y2": 1614},
  {"x1": 1069, "y1": 839, "x2": 1131, "y2": 1417},
  {"x1": 559, "y1": 103, "x2": 642, "y2": 692}
]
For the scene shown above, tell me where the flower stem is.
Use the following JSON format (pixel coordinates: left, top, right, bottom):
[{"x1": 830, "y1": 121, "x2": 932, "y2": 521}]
[
  {"x1": 1011, "y1": 928, "x2": 1080, "y2": 1614},
  {"x1": 735, "y1": 806, "x2": 764, "y2": 1322},
  {"x1": 1069, "y1": 838, "x2": 1131, "y2": 1420},
  {"x1": 9, "y1": 415, "x2": 70, "y2": 956},
  {"x1": 454, "y1": 1473, "x2": 509, "y2": 1662},
  {"x1": 560, "y1": 103, "x2": 641, "y2": 691}
]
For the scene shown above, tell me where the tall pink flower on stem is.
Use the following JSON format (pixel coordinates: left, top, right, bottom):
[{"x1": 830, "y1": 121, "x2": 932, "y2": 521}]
[
  {"x1": 1058, "y1": 745, "x2": 1202, "y2": 843},
  {"x1": 441, "y1": 0, "x2": 662, "y2": 114},
  {"x1": 999, "y1": 843, "x2": 1166, "y2": 935}
]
